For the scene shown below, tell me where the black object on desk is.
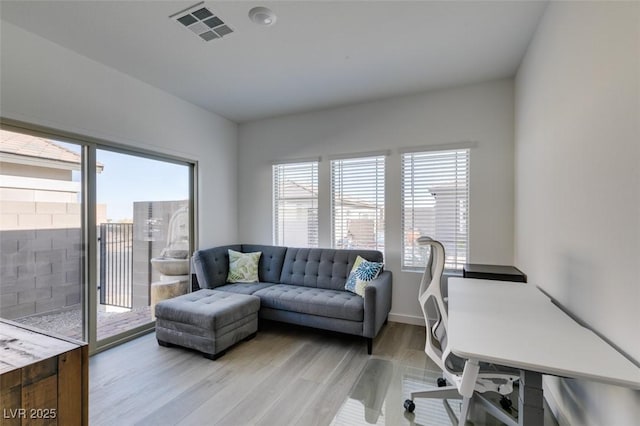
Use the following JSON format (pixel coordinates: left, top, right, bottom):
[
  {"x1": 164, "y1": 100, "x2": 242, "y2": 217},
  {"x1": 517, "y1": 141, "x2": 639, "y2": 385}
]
[{"x1": 463, "y1": 264, "x2": 527, "y2": 283}]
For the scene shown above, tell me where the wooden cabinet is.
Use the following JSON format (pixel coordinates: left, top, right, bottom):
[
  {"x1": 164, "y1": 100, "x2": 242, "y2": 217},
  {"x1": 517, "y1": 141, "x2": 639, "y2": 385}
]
[{"x1": 0, "y1": 320, "x2": 88, "y2": 425}]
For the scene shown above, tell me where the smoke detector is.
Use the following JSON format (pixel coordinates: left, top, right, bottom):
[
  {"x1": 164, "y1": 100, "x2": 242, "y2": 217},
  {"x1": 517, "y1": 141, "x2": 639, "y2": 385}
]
[
  {"x1": 248, "y1": 7, "x2": 276, "y2": 26},
  {"x1": 170, "y1": 2, "x2": 233, "y2": 42}
]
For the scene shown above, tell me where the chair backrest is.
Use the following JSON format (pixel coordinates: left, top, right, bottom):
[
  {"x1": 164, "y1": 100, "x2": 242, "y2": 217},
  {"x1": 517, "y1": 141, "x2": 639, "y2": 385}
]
[{"x1": 417, "y1": 237, "x2": 450, "y2": 373}]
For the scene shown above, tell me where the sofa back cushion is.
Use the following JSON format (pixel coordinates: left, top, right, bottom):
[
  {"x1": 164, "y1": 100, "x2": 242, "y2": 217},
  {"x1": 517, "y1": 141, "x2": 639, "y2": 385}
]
[
  {"x1": 193, "y1": 244, "x2": 382, "y2": 291},
  {"x1": 192, "y1": 245, "x2": 242, "y2": 289},
  {"x1": 279, "y1": 248, "x2": 383, "y2": 290},
  {"x1": 241, "y1": 244, "x2": 287, "y2": 283}
]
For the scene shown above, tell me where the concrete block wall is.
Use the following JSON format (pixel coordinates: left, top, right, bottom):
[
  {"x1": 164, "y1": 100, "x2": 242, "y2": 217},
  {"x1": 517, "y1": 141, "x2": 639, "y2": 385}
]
[
  {"x1": 0, "y1": 199, "x2": 186, "y2": 316},
  {"x1": 0, "y1": 200, "x2": 106, "y2": 229},
  {"x1": 0, "y1": 228, "x2": 82, "y2": 320}
]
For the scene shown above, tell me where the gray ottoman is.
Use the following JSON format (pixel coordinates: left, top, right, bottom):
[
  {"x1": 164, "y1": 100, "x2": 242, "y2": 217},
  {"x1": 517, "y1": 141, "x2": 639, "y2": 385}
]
[{"x1": 155, "y1": 289, "x2": 260, "y2": 359}]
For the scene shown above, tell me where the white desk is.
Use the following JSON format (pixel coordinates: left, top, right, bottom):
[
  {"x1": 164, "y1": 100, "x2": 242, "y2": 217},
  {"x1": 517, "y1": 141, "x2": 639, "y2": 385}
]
[{"x1": 448, "y1": 278, "x2": 640, "y2": 425}]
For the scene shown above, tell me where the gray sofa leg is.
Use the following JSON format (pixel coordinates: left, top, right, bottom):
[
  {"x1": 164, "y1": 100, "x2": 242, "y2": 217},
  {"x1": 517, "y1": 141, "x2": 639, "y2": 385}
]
[
  {"x1": 204, "y1": 350, "x2": 226, "y2": 360},
  {"x1": 367, "y1": 338, "x2": 373, "y2": 355},
  {"x1": 157, "y1": 339, "x2": 173, "y2": 348}
]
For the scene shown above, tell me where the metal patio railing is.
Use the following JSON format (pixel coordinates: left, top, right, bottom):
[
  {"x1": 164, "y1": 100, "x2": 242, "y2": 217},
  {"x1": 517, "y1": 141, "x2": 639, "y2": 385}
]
[{"x1": 99, "y1": 223, "x2": 133, "y2": 309}]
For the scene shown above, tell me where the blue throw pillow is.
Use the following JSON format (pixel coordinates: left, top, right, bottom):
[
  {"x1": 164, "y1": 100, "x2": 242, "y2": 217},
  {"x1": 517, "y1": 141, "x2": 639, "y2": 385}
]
[{"x1": 345, "y1": 255, "x2": 384, "y2": 297}]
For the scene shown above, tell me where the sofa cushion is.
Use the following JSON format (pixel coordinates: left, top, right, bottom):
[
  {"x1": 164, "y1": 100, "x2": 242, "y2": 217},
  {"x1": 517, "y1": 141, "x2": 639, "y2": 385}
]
[
  {"x1": 242, "y1": 244, "x2": 287, "y2": 283},
  {"x1": 279, "y1": 248, "x2": 384, "y2": 291},
  {"x1": 253, "y1": 284, "x2": 364, "y2": 321},
  {"x1": 214, "y1": 282, "x2": 276, "y2": 295}
]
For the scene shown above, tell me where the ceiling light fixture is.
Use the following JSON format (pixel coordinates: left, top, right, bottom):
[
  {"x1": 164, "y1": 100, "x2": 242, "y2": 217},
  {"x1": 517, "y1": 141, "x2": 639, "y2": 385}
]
[{"x1": 248, "y1": 7, "x2": 276, "y2": 26}]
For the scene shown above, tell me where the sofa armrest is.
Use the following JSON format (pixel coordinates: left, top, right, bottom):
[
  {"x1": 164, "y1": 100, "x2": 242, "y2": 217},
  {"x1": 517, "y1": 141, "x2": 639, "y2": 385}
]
[
  {"x1": 363, "y1": 270, "x2": 393, "y2": 338},
  {"x1": 192, "y1": 245, "x2": 241, "y2": 289}
]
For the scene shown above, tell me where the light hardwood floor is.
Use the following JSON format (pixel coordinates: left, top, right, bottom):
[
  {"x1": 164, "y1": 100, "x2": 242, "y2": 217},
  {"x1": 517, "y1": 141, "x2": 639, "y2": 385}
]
[{"x1": 89, "y1": 321, "x2": 430, "y2": 426}]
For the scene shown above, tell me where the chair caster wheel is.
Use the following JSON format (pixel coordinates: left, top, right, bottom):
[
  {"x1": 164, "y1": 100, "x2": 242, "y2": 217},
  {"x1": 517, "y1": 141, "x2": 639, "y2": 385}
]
[
  {"x1": 437, "y1": 377, "x2": 447, "y2": 387},
  {"x1": 500, "y1": 396, "x2": 513, "y2": 411},
  {"x1": 404, "y1": 399, "x2": 416, "y2": 413}
]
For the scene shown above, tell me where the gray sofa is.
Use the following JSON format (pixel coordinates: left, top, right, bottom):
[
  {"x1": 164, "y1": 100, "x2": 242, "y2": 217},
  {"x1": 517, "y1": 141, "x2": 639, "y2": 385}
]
[{"x1": 192, "y1": 244, "x2": 392, "y2": 354}]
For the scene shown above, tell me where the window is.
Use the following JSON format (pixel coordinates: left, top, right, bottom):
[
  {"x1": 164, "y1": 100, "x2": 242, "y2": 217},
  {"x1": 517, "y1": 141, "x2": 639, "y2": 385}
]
[
  {"x1": 273, "y1": 161, "x2": 318, "y2": 247},
  {"x1": 331, "y1": 155, "x2": 385, "y2": 251},
  {"x1": 402, "y1": 149, "x2": 469, "y2": 270}
]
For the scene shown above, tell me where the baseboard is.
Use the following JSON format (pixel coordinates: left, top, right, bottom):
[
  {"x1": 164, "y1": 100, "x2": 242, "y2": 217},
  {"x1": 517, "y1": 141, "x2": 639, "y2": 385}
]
[{"x1": 388, "y1": 312, "x2": 425, "y2": 326}]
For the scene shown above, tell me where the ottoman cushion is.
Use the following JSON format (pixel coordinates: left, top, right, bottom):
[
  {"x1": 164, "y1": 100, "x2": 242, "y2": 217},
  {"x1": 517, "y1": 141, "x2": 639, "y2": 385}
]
[
  {"x1": 155, "y1": 289, "x2": 260, "y2": 329},
  {"x1": 155, "y1": 289, "x2": 260, "y2": 358}
]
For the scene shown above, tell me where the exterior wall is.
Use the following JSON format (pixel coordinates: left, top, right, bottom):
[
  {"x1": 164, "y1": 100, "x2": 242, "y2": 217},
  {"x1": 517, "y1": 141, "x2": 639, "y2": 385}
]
[
  {"x1": 0, "y1": 228, "x2": 81, "y2": 319},
  {"x1": 1, "y1": 201, "x2": 106, "y2": 230},
  {"x1": 1, "y1": 161, "x2": 79, "y2": 203},
  {"x1": 0, "y1": 188, "x2": 77, "y2": 203},
  {"x1": 0, "y1": 162, "x2": 71, "y2": 180},
  {"x1": 0, "y1": 201, "x2": 106, "y2": 317}
]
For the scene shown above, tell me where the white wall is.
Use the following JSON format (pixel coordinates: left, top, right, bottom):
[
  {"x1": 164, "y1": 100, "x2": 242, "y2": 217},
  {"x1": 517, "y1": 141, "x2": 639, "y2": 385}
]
[
  {"x1": 238, "y1": 79, "x2": 515, "y2": 322},
  {"x1": 0, "y1": 21, "x2": 238, "y2": 248},
  {"x1": 515, "y1": 2, "x2": 640, "y2": 424}
]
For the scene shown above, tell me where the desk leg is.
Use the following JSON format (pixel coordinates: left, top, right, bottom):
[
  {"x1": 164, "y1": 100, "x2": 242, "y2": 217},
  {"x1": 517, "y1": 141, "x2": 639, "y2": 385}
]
[{"x1": 518, "y1": 370, "x2": 543, "y2": 426}]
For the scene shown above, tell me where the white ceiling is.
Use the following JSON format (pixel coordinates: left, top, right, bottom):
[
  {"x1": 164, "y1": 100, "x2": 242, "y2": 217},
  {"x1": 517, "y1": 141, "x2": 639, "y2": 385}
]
[{"x1": 0, "y1": 1, "x2": 547, "y2": 123}]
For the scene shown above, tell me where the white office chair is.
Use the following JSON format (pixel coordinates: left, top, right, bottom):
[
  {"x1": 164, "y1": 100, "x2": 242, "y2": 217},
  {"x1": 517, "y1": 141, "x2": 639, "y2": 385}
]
[{"x1": 403, "y1": 236, "x2": 520, "y2": 426}]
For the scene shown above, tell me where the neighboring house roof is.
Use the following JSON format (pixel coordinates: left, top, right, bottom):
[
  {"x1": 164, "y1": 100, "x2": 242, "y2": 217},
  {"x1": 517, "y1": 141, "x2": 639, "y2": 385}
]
[
  {"x1": 0, "y1": 129, "x2": 104, "y2": 172},
  {"x1": 281, "y1": 179, "x2": 379, "y2": 210}
]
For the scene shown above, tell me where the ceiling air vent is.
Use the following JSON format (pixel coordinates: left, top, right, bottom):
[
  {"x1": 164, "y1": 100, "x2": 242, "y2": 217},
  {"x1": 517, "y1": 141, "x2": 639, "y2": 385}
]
[{"x1": 170, "y1": 2, "x2": 233, "y2": 42}]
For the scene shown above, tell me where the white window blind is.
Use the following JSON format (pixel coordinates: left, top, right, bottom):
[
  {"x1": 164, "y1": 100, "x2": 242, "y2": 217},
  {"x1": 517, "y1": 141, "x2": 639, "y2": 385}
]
[
  {"x1": 273, "y1": 161, "x2": 318, "y2": 247},
  {"x1": 331, "y1": 155, "x2": 385, "y2": 251},
  {"x1": 402, "y1": 149, "x2": 469, "y2": 270}
]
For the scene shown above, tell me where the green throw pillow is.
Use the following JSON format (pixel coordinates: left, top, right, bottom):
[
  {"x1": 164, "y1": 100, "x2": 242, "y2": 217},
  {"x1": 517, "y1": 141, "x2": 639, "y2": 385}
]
[
  {"x1": 226, "y1": 249, "x2": 261, "y2": 283},
  {"x1": 345, "y1": 255, "x2": 384, "y2": 297}
]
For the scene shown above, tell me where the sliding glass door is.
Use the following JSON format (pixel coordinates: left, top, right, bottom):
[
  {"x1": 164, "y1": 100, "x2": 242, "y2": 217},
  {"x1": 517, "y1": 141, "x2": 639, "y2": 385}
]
[
  {"x1": 95, "y1": 148, "x2": 191, "y2": 344},
  {"x1": 0, "y1": 122, "x2": 195, "y2": 353}
]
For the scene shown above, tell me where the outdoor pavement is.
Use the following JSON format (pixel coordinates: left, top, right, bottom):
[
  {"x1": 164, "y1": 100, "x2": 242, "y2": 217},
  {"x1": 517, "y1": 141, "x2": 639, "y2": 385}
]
[{"x1": 13, "y1": 305, "x2": 152, "y2": 341}]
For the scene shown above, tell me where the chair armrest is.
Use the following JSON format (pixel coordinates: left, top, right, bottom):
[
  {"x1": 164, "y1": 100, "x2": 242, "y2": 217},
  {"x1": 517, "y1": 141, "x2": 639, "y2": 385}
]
[{"x1": 363, "y1": 270, "x2": 393, "y2": 338}]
